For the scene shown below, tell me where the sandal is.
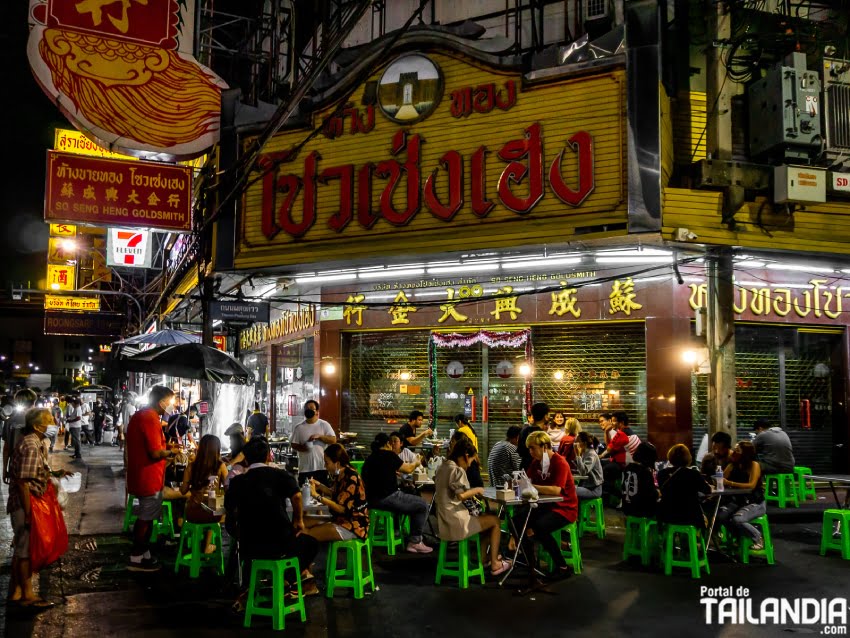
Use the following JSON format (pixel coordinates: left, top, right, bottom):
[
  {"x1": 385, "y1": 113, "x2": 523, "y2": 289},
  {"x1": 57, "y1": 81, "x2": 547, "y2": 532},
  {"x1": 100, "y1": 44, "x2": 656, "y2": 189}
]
[
  {"x1": 482, "y1": 554, "x2": 503, "y2": 569},
  {"x1": 490, "y1": 558, "x2": 513, "y2": 577},
  {"x1": 19, "y1": 598, "x2": 55, "y2": 609}
]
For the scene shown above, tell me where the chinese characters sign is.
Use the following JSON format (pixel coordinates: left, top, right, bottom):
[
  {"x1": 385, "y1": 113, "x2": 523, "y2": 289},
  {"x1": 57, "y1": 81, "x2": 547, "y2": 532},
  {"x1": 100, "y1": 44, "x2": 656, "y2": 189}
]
[
  {"x1": 46, "y1": 264, "x2": 76, "y2": 291},
  {"x1": 45, "y1": 151, "x2": 192, "y2": 231}
]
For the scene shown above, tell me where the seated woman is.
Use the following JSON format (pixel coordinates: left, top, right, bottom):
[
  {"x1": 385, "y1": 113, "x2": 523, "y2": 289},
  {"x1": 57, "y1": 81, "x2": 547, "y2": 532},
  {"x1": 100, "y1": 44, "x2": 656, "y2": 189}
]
[
  {"x1": 547, "y1": 411, "x2": 567, "y2": 445},
  {"x1": 304, "y1": 443, "x2": 369, "y2": 542},
  {"x1": 511, "y1": 431, "x2": 578, "y2": 585},
  {"x1": 557, "y1": 417, "x2": 581, "y2": 466},
  {"x1": 657, "y1": 444, "x2": 711, "y2": 530},
  {"x1": 453, "y1": 414, "x2": 483, "y2": 488},
  {"x1": 716, "y1": 441, "x2": 765, "y2": 550},
  {"x1": 622, "y1": 442, "x2": 659, "y2": 519},
  {"x1": 573, "y1": 431, "x2": 603, "y2": 500},
  {"x1": 180, "y1": 434, "x2": 228, "y2": 553},
  {"x1": 435, "y1": 435, "x2": 511, "y2": 576}
]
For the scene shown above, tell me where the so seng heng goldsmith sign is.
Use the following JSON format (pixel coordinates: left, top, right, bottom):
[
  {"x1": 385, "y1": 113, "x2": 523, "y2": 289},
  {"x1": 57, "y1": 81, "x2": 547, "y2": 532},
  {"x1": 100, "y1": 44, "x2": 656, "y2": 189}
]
[{"x1": 237, "y1": 53, "x2": 627, "y2": 269}]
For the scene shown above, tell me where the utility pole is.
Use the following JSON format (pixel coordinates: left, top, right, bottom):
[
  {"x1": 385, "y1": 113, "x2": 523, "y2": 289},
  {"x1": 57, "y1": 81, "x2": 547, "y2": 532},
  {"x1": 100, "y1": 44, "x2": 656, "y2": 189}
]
[{"x1": 705, "y1": 1, "x2": 737, "y2": 441}]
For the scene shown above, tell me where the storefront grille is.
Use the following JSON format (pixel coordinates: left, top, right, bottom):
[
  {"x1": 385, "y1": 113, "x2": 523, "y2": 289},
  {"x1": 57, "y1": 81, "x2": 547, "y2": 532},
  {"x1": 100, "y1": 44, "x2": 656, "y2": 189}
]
[{"x1": 532, "y1": 323, "x2": 648, "y2": 442}]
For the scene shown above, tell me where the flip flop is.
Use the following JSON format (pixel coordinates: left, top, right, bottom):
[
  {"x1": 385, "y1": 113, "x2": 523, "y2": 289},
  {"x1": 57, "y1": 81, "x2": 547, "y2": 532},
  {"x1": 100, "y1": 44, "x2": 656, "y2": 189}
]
[
  {"x1": 490, "y1": 558, "x2": 513, "y2": 576},
  {"x1": 20, "y1": 598, "x2": 55, "y2": 609}
]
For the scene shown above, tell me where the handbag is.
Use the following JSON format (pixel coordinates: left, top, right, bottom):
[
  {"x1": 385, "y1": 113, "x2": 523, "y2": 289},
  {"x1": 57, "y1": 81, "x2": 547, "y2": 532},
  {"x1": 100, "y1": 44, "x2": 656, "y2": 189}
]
[
  {"x1": 462, "y1": 496, "x2": 482, "y2": 517},
  {"x1": 29, "y1": 482, "x2": 69, "y2": 572}
]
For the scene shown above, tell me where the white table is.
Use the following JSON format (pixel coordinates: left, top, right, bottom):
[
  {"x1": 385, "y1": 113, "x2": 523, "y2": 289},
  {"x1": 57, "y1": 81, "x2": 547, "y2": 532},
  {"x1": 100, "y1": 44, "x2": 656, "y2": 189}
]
[
  {"x1": 804, "y1": 474, "x2": 850, "y2": 508},
  {"x1": 481, "y1": 487, "x2": 563, "y2": 585}
]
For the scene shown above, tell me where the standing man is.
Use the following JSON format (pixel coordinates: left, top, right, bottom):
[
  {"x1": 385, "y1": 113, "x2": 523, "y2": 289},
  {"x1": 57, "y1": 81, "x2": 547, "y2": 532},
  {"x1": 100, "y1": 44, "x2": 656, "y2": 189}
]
[
  {"x1": 398, "y1": 410, "x2": 433, "y2": 450},
  {"x1": 2, "y1": 389, "x2": 37, "y2": 484},
  {"x1": 517, "y1": 402, "x2": 548, "y2": 470},
  {"x1": 753, "y1": 417, "x2": 795, "y2": 475},
  {"x1": 7, "y1": 408, "x2": 71, "y2": 608},
  {"x1": 165, "y1": 406, "x2": 196, "y2": 447},
  {"x1": 49, "y1": 398, "x2": 64, "y2": 453},
  {"x1": 66, "y1": 397, "x2": 84, "y2": 460},
  {"x1": 290, "y1": 400, "x2": 336, "y2": 485},
  {"x1": 125, "y1": 386, "x2": 179, "y2": 571},
  {"x1": 80, "y1": 399, "x2": 93, "y2": 446},
  {"x1": 92, "y1": 397, "x2": 108, "y2": 446},
  {"x1": 246, "y1": 402, "x2": 270, "y2": 439}
]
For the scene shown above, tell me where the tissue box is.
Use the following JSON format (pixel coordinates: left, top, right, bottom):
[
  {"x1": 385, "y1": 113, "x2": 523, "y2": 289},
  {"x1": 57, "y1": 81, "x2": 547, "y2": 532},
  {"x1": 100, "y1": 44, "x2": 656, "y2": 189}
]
[
  {"x1": 412, "y1": 471, "x2": 430, "y2": 483},
  {"x1": 495, "y1": 488, "x2": 515, "y2": 501}
]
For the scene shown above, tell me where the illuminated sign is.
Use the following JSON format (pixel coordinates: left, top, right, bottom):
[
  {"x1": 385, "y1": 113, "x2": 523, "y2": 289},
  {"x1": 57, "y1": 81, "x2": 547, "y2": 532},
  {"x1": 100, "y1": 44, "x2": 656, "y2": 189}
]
[
  {"x1": 44, "y1": 311, "x2": 123, "y2": 336},
  {"x1": 106, "y1": 228, "x2": 153, "y2": 268},
  {"x1": 237, "y1": 53, "x2": 626, "y2": 269},
  {"x1": 44, "y1": 151, "x2": 192, "y2": 232},
  {"x1": 46, "y1": 263, "x2": 76, "y2": 291},
  {"x1": 44, "y1": 295, "x2": 100, "y2": 312},
  {"x1": 240, "y1": 304, "x2": 317, "y2": 351},
  {"x1": 212, "y1": 335, "x2": 227, "y2": 351},
  {"x1": 99, "y1": 344, "x2": 112, "y2": 353},
  {"x1": 210, "y1": 301, "x2": 271, "y2": 323},
  {"x1": 49, "y1": 223, "x2": 76, "y2": 237},
  {"x1": 53, "y1": 129, "x2": 209, "y2": 170},
  {"x1": 47, "y1": 237, "x2": 76, "y2": 263}
]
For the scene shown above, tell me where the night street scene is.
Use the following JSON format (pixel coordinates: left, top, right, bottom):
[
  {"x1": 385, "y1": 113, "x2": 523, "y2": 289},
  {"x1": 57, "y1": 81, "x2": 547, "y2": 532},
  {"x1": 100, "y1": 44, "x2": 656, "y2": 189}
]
[{"x1": 3, "y1": 1, "x2": 850, "y2": 637}]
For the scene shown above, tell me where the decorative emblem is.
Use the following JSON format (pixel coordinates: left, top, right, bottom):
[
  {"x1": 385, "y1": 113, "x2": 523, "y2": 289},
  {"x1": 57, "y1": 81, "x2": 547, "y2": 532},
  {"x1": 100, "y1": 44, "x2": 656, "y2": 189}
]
[{"x1": 377, "y1": 54, "x2": 442, "y2": 124}]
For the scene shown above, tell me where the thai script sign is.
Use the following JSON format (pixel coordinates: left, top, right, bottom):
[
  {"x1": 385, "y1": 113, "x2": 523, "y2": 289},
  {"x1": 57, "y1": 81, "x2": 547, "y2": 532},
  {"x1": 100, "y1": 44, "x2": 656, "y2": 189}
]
[
  {"x1": 688, "y1": 279, "x2": 849, "y2": 320},
  {"x1": 45, "y1": 151, "x2": 192, "y2": 231},
  {"x1": 44, "y1": 295, "x2": 100, "y2": 312},
  {"x1": 240, "y1": 304, "x2": 317, "y2": 351},
  {"x1": 210, "y1": 301, "x2": 271, "y2": 323}
]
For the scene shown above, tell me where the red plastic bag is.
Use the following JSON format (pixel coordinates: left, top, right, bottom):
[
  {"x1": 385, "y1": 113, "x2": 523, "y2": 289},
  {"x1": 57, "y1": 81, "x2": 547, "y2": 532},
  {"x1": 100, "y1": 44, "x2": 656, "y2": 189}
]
[{"x1": 29, "y1": 482, "x2": 69, "y2": 572}]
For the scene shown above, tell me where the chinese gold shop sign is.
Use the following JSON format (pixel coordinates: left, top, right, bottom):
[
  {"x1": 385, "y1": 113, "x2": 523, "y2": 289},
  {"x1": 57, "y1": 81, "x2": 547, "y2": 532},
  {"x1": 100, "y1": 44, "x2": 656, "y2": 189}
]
[
  {"x1": 342, "y1": 278, "x2": 643, "y2": 326},
  {"x1": 688, "y1": 280, "x2": 848, "y2": 318},
  {"x1": 240, "y1": 304, "x2": 316, "y2": 350}
]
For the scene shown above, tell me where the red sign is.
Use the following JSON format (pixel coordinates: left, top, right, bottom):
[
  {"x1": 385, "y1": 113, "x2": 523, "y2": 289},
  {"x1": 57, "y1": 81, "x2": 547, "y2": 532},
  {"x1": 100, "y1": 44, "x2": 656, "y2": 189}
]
[
  {"x1": 45, "y1": 0, "x2": 180, "y2": 49},
  {"x1": 213, "y1": 335, "x2": 227, "y2": 351},
  {"x1": 45, "y1": 151, "x2": 192, "y2": 232},
  {"x1": 260, "y1": 123, "x2": 595, "y2": 240}
]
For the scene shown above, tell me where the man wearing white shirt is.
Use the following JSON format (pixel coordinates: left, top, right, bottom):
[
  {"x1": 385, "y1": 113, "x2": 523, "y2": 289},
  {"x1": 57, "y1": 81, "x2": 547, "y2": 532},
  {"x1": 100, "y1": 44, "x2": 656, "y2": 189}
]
[{"x1": 290, "y1": 400, "x2": 336, "y2": 485}]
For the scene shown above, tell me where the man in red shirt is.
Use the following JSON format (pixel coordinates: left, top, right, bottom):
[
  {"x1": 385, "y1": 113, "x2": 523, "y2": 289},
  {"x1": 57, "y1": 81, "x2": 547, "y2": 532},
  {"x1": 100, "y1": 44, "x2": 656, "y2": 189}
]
[
  {"x1": 599, "y1": 411, "x2": 630, "y2": 506},
  {"x1": 126, "y1": 386, "x2": 178, "y2": 572}
]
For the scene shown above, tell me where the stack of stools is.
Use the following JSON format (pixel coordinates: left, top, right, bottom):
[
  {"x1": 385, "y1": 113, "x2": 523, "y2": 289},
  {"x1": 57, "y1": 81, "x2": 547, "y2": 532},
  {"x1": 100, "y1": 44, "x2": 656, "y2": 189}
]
[{"x1": 821, "y1": 510, "x2": 850, "y2": 560}]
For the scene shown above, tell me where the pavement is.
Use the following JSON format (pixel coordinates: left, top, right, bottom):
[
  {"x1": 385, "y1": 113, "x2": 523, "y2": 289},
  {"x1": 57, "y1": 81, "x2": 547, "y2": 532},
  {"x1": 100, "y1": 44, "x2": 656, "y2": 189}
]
[{"x1": 2, "y1": 445, "x2": 849, "y2": 638}]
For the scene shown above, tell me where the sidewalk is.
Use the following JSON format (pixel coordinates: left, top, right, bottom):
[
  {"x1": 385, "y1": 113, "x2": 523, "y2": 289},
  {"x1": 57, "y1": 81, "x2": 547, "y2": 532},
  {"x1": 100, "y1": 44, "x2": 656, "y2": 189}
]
[{"x1": 2, "y1": 446, "x2": 849, "y2": 637}]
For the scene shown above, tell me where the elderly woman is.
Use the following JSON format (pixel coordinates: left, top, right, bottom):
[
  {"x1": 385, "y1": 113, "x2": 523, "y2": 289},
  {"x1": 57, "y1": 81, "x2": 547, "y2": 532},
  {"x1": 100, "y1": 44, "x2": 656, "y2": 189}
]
[
  {"x1": 716, "y1": 441, "x2": 765, "y2": 550},
  {"x1": 511, "y1": 430, "x2": 578, "y2": 583},
  {"x1": 657, "y1": 444, "x2": 711, "y2": 530},
  {"x1": 573, "y1": 431, "x2": 603, "y2": 500},
  {"x1": 304, "y1": 444, "x2": 369, "y2": 542},
  {"x1": 435, "y1": 434, "x2": 511, "y2": 576}
]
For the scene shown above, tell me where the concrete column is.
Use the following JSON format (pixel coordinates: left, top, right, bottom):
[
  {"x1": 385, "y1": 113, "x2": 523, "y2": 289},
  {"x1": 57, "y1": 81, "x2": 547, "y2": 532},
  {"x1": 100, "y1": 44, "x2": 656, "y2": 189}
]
[{"x1": 707, "y1": 247, "x2": 736, "y2": 441}]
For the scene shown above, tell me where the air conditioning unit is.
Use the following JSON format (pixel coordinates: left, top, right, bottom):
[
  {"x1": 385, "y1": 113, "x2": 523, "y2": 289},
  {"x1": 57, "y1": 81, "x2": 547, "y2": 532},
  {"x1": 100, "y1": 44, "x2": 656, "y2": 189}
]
[{"x1": 584, "y1": 0, "x2": 610, "y2": 22}]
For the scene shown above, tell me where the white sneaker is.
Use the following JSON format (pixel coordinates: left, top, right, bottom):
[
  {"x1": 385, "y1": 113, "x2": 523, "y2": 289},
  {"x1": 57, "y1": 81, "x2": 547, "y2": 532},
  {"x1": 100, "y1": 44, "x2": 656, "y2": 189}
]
[{"x1": 406, "y1": 541, "x2": 433, "y2": 554}]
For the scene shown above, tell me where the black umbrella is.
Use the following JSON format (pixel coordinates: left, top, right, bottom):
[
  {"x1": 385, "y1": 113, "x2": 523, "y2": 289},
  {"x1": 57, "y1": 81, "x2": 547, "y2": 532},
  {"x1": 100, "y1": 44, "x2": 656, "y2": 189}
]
[
  {"x1": 119, "y1": 343, "x2": 254, "y2": 385},
  {"x1": 115, "y1": 329, "x2": 201, "y2": 346}
]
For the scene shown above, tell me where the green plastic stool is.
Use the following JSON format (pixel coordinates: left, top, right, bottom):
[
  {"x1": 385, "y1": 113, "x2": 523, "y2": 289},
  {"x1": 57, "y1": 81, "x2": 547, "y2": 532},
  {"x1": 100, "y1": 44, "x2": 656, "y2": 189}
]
[
  {"x1": 174, "y1": 521, "x2": 224, "y2": 578},
  {"x1": 369, "y1": 509, "x2": 404, "y2": 555},
  {"x1": 793, "y1": 466, "x2": 816, "y2": 502},
  {"x1": 540, "y1": 521, "x2": 582, "y2": 574},
  {"x1": 578, "y1": 498, "x2": 606, "y2": 539},
  {"x1": 740, "y1": 515, "x2": 775, "y2": 565},
  {"x1": 150, "y1": 501, "x2": 175, "y2": 542},
  {"x1": 623, "y1": 516, "x2": 657, "y2": 566},
  {"x1": 122, "y1": 494, "x2": 138, "y2": 532},
  {"x1": 764, "y1": 473, "x2": 799, "y2": 508},
  {"x1": 820, "y1": 509, "x2": 850, "y2": 559},
  {"x1": 244, "y1": 557, "x2": 306, "y2": 630},
  {"x1": 662, "y1": 524, "x2": 710, "y2": 578},
  {"x1": 325, "y1": 538, "x2": 375, "y2": 599},
  {"x1": 350, "y1": 460, "x2": 364, "y2": 473},
  {"x1": 434, "y1": 535, "x2": 485, "y2": 588}
]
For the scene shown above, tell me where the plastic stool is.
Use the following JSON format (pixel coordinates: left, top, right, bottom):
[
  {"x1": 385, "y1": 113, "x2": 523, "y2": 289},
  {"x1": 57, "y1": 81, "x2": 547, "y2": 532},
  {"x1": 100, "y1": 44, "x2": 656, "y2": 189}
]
[
  {"x1": 350, "y1": 460, "x2": 364, "y2": 474},
  {"x1": 325, "y1": 538, "x2": 375, "y2": 599},
  {"x1": 434, "y1": 535, "x2": 485, "y2": 588},
  {"x1": 623, "y1": 516, "x2": 657, "y2": 566},
  {"x1": 740, "y1": 515, "x2": 775, "y2": 565},
  {"x1": 150, "y1": 501, "x2": 175, "y2": 542},
  {"x1": 540, "y1": 521, "x2": 582, "y2": 574},
  {"x1": 764, "y1": 474, "x2": 799, "y2": 508},
  {"x1": 820, "y1": 509, "x2": 850, "y2": 559},
  {"x1": 793, "y1": 467, "x2": 816, "y2": 502},
  {"x1": 174, "y1": 522, "x2": 224, "y2": 577},
  {"x1": 662, "y1": 524, "x2": 710, "y2": 578},
  {"x1": 244, "y1": 557, "x2": 306, "y2": 630},
  {"x1": 122, "y1": 494, "x2": 138, "y2": 532},
  {"x1": 369, "y1": 509, "x2": 404, "y2": 555},
  {"x1": 578, "y1": 498, "x2": 606, "y2": 539}
]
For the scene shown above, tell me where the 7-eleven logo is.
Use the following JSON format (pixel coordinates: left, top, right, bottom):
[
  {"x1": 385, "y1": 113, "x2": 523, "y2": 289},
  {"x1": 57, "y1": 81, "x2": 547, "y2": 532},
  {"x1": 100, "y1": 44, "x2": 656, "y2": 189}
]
[{"x1": 115, "y1": 231, "x2": 145, "y2": 265}]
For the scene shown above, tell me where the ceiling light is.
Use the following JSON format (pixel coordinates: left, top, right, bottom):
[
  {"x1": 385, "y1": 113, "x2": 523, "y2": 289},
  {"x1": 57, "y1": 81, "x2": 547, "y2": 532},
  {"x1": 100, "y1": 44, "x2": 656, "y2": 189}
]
[
  {"x1": 501, "y1": 257, "x2": 581, "y2": 270},
  {"x1": 358, "y1": 268, "x2": 425, "y2": 280},
  {"x1": 427, "y1": 262, "x2": 500, "y2": 275},
  {"x1": 596, "y1": 256, "x2": 674, "y2": 264},
  {"x1": 735, "y1": 260, "x2": 766, "y2": 268},
  {"x1": 294, "y1": 273, "x2": 358, "y2": 284},
  {"x1": 766, "y1": 263, "x2": 833, "y2": 273},
  {"x1": 212, "y1": 319, "x2": 222, "y2": 327}
]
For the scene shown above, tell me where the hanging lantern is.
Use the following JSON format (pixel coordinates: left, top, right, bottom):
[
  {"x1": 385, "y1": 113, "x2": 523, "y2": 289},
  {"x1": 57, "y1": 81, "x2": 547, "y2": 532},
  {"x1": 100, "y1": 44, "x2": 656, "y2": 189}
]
[
  {"x1": 446, "y1": 360, "x2": 464, "y2": 378},
  {"x1": 496, "y1": 360, "x2": 514, "y2": 379}
]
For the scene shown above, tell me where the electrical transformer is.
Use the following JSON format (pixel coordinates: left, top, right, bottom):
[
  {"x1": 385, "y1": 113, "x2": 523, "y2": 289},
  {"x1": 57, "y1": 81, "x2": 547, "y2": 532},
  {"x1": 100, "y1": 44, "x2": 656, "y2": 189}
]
[
  {"x1": 823, "y1": 57, "x2": 850, "y2": 164},
  {"x1": 748, "y1": 52, "x2": 822, "y2": 162}
]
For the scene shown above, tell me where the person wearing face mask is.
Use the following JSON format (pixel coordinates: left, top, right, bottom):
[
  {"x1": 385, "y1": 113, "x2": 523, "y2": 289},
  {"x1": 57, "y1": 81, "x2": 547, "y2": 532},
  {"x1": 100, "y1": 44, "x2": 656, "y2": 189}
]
[
  {"x1": 303, "y1": 443, "x2": 369, "y2": 543},
  {"x1": 125, "y1": 386, "x2": 180, "y2": 572},
  {"x1": 7, "y1": 408, "x2": 72, "y2": 608},
  {"x1": 290, "y1": 400, "x2": 337, "y2": 485}
]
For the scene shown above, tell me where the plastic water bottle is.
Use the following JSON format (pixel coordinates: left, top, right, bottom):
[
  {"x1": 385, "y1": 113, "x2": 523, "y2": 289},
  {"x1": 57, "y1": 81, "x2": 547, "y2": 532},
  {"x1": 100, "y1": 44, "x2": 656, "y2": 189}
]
[
  {"x1": 714, "y1": 468, "x2": 724, "y2": 491},
  {"x1": 302, "y1": 480, "x2": 312, "y2": 505}
]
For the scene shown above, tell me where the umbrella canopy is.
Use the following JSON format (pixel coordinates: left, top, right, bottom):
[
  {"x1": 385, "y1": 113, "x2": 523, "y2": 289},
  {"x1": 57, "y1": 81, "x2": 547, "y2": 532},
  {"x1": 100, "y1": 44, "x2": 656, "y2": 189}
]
[
  {"x1": 119, "y1": 343, "x2": 254, "y2": 385},
  {"x1": 115, "y1": 329, "x2": 201, "y2": 346}
]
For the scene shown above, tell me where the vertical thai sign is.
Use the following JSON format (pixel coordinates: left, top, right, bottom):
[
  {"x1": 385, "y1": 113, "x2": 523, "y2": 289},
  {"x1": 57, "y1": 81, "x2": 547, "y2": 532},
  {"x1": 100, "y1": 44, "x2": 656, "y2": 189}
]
[{"x1": 27, "y1": 0, "x2": 227, "y2": 158}]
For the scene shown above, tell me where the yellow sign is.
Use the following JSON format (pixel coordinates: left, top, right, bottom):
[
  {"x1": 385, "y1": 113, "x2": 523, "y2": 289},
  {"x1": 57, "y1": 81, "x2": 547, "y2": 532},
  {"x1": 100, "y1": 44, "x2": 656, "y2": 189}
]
[
  {"x1": 240, "y1": 304, "x2": 317, "y2": 351},
  {"x1": 237, "y1": 53, "x2": 626, "y2": 269},
  {"x1": 50, "y1": 223, "x2": 77, "y2": 237},
  {"x1": 44, "y1": 295, "x2": 100, "y2": 312},
  {"x1": 47, "y1": 237, "x2": 76, "y2": 263},
  {"x1": 46, "y1": 264, "x2": 76, "y2": 291},
  {"x1": 53, "y1": 129, "x2": 209, "y2": 171}
]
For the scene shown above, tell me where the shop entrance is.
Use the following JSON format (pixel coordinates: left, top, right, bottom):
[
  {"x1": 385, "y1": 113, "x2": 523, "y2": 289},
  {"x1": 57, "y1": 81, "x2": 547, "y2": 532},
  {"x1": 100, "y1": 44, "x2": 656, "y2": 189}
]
[{"x1": 433, "y1": 338, "x2": 528, "y2": 473}]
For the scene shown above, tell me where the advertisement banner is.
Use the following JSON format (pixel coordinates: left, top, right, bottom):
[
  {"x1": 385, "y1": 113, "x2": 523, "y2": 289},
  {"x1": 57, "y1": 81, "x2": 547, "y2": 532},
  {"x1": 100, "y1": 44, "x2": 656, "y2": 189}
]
[
  {"x1": 44, "y1": 311, "x2": 124, "y2": 336},
  {"x1": 44, "y1": 295, "x2": 100, "y2": 312},
  {"x1": 106, "y1": 228, "x2": 153, "y2": 268},
  {"x1": 44, "y1": 151, "x2": 192, "y2": 231}
]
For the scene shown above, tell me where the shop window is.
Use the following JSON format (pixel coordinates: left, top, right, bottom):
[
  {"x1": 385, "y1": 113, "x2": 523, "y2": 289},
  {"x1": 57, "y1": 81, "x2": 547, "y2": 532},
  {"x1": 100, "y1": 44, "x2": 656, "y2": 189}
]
[{"x1": 274, "y1": 338, "x2": 314, "y2": 435}]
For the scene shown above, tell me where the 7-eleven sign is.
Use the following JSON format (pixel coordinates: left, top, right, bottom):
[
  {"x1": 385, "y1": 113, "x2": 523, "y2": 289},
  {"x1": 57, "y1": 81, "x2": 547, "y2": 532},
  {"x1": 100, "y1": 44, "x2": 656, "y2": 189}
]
[{"x1": 106, "y1": 228, "x2": 153, "y2": 269}]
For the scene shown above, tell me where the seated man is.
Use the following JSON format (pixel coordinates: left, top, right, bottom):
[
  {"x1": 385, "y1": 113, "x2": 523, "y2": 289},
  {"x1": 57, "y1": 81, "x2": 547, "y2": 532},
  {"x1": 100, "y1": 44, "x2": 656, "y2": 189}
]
[
  {"x1": 752, "y1": 418, "x2": 795, "y2": 475},
  {"x1": 487, "y1": 426, "x2": 522, "y2": 487},
  {"x1": 225, "y1": 438, "x2": 320, "y2": 603},
  {"x1": 710, "y1": 431, "x2": 733, "y2": 470}
]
